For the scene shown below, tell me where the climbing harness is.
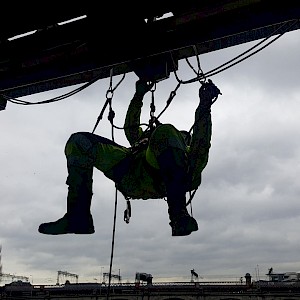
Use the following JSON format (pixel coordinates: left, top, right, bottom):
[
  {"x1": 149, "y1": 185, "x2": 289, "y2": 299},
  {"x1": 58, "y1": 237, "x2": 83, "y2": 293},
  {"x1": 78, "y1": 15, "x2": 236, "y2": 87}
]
[
  {"x1": 92, "y1": 53, "x2": 222, "y2": 224},
  {"x1": 128, "y1": 82, "x2": 161, "y2": 156}
]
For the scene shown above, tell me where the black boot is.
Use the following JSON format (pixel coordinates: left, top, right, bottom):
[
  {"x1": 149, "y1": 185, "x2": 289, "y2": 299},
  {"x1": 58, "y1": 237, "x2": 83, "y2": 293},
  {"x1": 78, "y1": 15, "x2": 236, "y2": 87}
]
[
  {"x1": 167, "y1": 186, "x2": 198, "y2": 237},
  {"x1": 38, "y1": 166, "x2": 95, "y2": 235},
  {"x1": 157, "y1": 148, "x2": 198, "y2": 236}
]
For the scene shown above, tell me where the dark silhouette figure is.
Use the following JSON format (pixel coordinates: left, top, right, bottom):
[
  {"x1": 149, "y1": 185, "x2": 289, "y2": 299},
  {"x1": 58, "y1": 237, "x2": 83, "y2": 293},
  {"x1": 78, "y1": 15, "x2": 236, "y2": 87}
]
[{"x1": 38, "y1": 79, "x2": 220, "y2": 236}]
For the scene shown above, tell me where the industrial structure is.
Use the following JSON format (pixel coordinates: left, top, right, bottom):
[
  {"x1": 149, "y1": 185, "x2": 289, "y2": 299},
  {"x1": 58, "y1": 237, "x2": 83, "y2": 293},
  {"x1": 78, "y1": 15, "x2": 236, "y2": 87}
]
[
  {"x1": 1, "y1": 268, "x2": 300, "y2": 299},
  {"x1": 0, "y1": 1, "x2": 299, "y2": 99},
  {"x1": 266, "y1": 268, "x2": 300, "y2": 282},
  {"x1": 3, "y1": 273, "x2": 300, "y2": 300},
  {"x1": 0, "y1": 246, "x2": 29, "y2": 284},
  {"x1": 135, "y1": 272, "x2": 153, "y2": 285},
  {"x1": 102, "y1": 272, "x2": 122, "y2": 284},
  {"x1": 56, "y1": 270, "x2": 79, "y2": 285}
]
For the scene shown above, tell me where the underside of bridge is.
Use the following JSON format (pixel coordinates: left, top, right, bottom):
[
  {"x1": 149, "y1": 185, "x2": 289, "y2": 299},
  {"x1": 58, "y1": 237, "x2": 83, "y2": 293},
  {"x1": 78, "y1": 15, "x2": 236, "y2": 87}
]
[{"x1": 0, "y1": 0, "x2": 299, "y2": 98}]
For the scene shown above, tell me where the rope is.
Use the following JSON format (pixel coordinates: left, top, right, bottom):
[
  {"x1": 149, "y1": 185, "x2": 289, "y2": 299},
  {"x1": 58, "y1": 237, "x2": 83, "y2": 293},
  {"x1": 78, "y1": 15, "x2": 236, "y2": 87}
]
[
  {"x1": 97, "y1": 19, "x2": 298, "y2": 133},
  {"x1": 92, "y1": 71, "x2": 125, "y2": 134},
  {"x1": 85, "y1": 21, "x2": 299, "y2": 274},
  {"x1": 103, "y1": 51, "x2": 219, "y2": 299},
  {"x1": 90, "y1": 69, "x2": 125, "y2": 299},
  {"x1": 3, "y1": 69, "x2": 106, "y2": 105},
  {"x1": 171, "y1": 19, "x2": 299, "y2": 85},
  {"x1": 106, "y1": 187, "x2": 118, "y2": 299},
  {"x1": 93, "y1": 75, "x2": 131, "y2": 275},
  {"x1": 4, "y1": 19, "x2": 297, "y2": 108},
  {"x1": 203, "y1": 19, "x2": 299, "y2": 79}
]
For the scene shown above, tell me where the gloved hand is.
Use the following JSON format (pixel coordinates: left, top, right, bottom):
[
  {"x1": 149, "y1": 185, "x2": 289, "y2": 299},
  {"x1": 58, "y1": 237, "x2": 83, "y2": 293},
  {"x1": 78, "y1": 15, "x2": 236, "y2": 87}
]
[
  {"x1": 199, "y1": 79, "x2": 221, "y2": 110},
  {"x1": 135, "y1": 80, "x2": 154, "y2": 97}
]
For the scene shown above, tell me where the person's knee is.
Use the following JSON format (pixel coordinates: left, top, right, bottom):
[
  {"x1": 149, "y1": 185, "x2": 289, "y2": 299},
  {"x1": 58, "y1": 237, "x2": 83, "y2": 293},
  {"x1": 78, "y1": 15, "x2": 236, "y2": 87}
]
[
  {"x1": 64, "y1": 132, "x2": 97, "y2": 169},
  {"x1": 67, "y1": 132, "x2": 92, "y2": 144},
  {"x1": 65, "y1": 132, "x2": 94, "y2": 156}
]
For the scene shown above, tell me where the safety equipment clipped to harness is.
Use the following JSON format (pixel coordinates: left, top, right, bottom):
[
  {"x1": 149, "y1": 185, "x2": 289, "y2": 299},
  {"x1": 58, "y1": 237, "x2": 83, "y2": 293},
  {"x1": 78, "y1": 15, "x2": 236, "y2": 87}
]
[{"x1": 123, "y1": 199, "x2": 131, "y2": 223}]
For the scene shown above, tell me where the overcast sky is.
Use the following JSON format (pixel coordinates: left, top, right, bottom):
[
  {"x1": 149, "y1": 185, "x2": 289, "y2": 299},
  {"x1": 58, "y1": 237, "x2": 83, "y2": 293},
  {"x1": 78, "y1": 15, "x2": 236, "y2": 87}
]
[{"x1": 1, "y1": 27, "x2": 300, "y2": 286}]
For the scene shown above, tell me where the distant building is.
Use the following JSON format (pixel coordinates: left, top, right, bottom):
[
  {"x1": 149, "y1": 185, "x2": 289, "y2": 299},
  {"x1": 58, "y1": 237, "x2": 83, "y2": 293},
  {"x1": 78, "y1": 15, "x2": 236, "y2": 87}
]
[
  {"x1": 267, "y1": 272, "x2": 285, "y2": 282},
  {"x1": 266, "y1": 269, "x2": 300, "y2": 282}
]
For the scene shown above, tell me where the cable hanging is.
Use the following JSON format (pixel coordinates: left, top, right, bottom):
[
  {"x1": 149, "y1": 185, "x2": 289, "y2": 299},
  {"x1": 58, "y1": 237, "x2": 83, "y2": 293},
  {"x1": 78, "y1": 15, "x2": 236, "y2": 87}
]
[
  {"x1": 2, "y1": 61, "x2": 127, "y2": 107},
  {"x1": 147, "y1": 19, "x2": 298, "y2": 127},
  {"x1": 3, "y1": 71, "x2": 106, "y2": 105},
  {"x1": 106, "y1": 187, "x2": 118, "y2": 300},
  {"x1": 92, "y1": 71, "x2": 125, "y2": 135},
  {"x1": 3, "y1": 19, "x2": 297, "y2": 108},
  {"x1": 172, "y1": 19, "x2": 299, "y2": 85},
  {"x1": 91, "y1": 68, "x2": 126, "y2": 300},
  {"x1": 139, "y1": 19, "x2": 297, "y2": 129},
  {"x1": 169, "y1": 18, "x2": 297, "y2": 250}
]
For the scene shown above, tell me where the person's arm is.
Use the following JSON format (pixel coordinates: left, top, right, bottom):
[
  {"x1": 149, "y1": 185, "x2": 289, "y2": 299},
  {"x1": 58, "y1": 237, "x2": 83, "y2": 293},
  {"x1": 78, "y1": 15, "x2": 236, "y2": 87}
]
[
  {"x1": 188, "y1": 80, "x2": 221, "y2": 187},
  {"x1": 124, "y1": 80, "x2": 153, "y2": 146}
]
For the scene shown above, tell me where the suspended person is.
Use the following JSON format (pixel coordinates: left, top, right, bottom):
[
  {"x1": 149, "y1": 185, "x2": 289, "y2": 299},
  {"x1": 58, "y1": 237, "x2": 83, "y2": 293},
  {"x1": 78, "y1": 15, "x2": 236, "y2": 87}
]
[{"x1": 38, "y1": 79, "x2": 221, "y2": 236}]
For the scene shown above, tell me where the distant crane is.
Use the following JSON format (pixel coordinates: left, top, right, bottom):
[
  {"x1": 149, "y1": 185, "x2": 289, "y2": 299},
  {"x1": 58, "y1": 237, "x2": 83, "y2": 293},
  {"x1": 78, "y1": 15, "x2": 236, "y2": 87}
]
[
  {"x1": 0, "y1": 245, "x2": 29, "y2": 284},
  {"x1": 56, "y1": 271, "x2": 78, "y2": 285},
  {"x1": 103, "y1": 272, "x2": 121, "y2": 284}
]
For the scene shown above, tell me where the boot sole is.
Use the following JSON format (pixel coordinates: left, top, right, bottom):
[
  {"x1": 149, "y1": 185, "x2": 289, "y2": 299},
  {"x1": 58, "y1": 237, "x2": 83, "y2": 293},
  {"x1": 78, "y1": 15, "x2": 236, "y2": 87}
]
[
  {"x1": 38, "y1": 227, "x2": 95, "y2": 235},
  {"x1": 38, "y1": 216, "x2": 95, "y2": 235}
]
